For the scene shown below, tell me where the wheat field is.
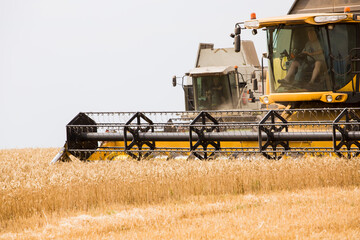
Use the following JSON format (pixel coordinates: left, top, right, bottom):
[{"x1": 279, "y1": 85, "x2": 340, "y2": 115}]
[{"x1": 0, "y1": 148, "x2": 359, "y2": 239}]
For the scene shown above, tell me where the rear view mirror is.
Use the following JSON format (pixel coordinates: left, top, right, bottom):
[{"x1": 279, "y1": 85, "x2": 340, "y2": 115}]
[
  {"x1": 234, "y1": 26, "x2": 241, "y2": 52},
  {"x1": 253, "y1": 78, "x2": 258, "y2": 91},
  {"x1": 235, "y1": 35, "x2": 241, "y2": 52},
  {"x1": 172, "y1": 76, "x2": 177, "y2": 87}
]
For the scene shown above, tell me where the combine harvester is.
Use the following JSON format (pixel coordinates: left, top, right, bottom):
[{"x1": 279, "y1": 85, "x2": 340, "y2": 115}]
[
  {"x1": 53, "y1": 0, "x2": 360, "y2": 163},
  {"x1": 172, "y1": 42, "x2": 264, "y2": 112}
]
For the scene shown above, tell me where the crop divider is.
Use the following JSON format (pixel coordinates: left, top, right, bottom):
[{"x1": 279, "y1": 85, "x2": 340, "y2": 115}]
[{"x1": 66, "y1": 112, "x2": 98, "y2": 160}]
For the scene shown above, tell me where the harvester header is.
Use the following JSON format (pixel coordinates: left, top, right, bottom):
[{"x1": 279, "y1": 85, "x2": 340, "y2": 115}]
[{"x1": 52, "y1": 108, "x2": 360, "y2": 163}]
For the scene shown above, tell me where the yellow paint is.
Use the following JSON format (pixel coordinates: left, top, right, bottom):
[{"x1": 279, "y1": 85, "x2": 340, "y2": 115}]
[
  {"x1": 260, "y1": 92, "x2": 347, "y2": 104},
  {"x1": 265, "y1": 71, "x2": 270, "y2": 95},
  {"x1": 272, "y1": 58, "x2": 287, "y2": 91},
  {"x1": 87, "y1": 140, "x2": 262, "y2": 160},
  {"x1": 86, "y1": 137, "x2": 337, "y2": 160},
  {"x1": 338, "y1": 75, "x2": 357, "y2": 92}
]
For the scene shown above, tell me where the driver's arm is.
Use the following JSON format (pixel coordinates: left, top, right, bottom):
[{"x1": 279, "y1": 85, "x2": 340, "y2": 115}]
[
  {"x1": 302, "y1": 42, "x2": 323, "y2": 57},
  {"x1": 303, "y1": 49, "x2": 323, "y2": 56}
]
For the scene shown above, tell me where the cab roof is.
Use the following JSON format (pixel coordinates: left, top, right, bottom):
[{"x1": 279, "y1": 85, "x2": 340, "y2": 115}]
[
  {"x1": 244, "y1": 12, "x2": 356, "y2": 29},
  {"x1": 188, "y1": 66, "x2": 234, "y2": 77}
]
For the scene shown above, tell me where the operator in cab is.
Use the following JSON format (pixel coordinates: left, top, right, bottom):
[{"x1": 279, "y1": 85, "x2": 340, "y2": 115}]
[{"x1": 278, "y1": 28, "x2": 326, "y2": 88}]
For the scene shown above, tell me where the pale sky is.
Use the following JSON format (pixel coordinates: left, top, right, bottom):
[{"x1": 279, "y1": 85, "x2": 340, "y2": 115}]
[{"x1": 0, "y1": 0, "x2": 293, "y2": 149}]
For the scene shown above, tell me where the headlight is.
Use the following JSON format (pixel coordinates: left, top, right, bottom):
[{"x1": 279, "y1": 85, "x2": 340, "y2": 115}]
[
  {"x1": 244, "y1": 20, "x2": 260, "y2": 29},
  {"x1": 263, "y1": 96, "x2": 269, "y2": 104},
  {"x1": 326, "y1": 95, "x2": 333, "y2": 102},
  {"x1": 314, "y1": 14, "x2": 347, "y2": 23}
]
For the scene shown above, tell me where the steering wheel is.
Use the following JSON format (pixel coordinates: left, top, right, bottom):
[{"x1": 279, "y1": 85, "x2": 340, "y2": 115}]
[{"x1": 296, "y1": 52, "x2": 315, "y2": 64}]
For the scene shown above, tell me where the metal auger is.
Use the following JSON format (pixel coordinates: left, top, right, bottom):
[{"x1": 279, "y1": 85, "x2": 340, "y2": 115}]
[{"x1": 51, "y1": 108, "x2": 360, "y2": 163}]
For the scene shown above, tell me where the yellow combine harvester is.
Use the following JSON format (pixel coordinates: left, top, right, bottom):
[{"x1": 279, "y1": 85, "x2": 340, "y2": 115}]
[{"x1": 53, "y1": 0, "x2": 360, "y2": 163}]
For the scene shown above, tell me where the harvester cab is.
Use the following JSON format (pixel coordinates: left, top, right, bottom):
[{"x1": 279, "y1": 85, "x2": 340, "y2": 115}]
[
  {"x1": 233, "y1": 0, "x2": 360, "y2": 109},
  {"x1": 173, "y1": 43, "x2": 265, "y2": 111}
]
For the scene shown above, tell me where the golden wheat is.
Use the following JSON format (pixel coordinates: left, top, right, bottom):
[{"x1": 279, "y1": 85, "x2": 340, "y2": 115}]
[
  {"x1": 0, "y1": 148, "x2": 359, "y2": 237},
  {"x1": 2, "y1": 187, "x2": 360, "y2": 239}
]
